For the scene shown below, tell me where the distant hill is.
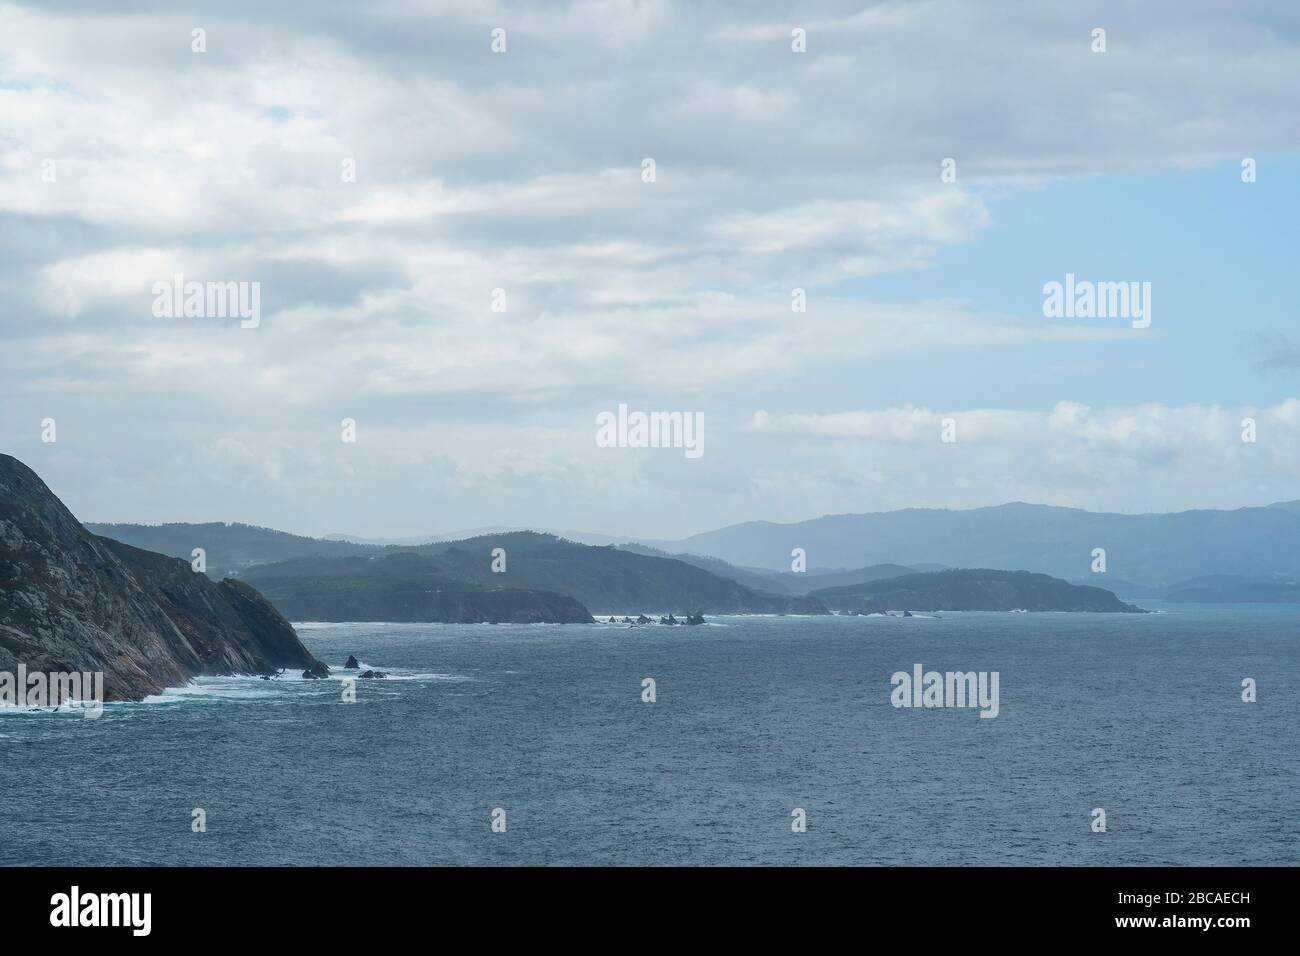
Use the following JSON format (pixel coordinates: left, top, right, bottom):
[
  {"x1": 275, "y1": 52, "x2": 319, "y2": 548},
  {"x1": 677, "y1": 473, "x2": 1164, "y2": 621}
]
[
  {"x1": 615, "y1": 546, "x2": 940, "y2": 596},
  {"x1": 1164, "y1": 575, "x2": 1300, "y2": 603},
  {"x1": 243, "y1": 532, "x2": 827, "y2": 617},
  {"x1": 647, "y1": 502, "x2": 1300, "y2": 587},
  {"x1": 240, "y1": 552, "x2": 594, "y2": 624},
  {"x1": 615, "y1": 542, "x2": 797, "y2": 594},
  {"x1": 326, "y1": 526, "x2": 629, "y2": 547},
  {"x1": 810, "y1": 569, "x2": 1145, "y2": 613},
  {"x1": 1066, "y1": 577, "x2": 1163, "y2": 600},
  {"x1": 85, "y1": 521, "x2": 373, "y2": 578},
  {"x1": 406, "y1": 532, "x2": 827, "y2": 614},
  {"x1": 783, "y1": 563, "x2": 924, "y2": 593}
]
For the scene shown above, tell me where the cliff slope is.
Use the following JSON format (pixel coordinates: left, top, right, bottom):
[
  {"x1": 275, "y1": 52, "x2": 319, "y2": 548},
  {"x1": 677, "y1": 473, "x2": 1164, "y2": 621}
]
[{"x1": 0, "y1": 455, "x2": 325, "y2": 701}]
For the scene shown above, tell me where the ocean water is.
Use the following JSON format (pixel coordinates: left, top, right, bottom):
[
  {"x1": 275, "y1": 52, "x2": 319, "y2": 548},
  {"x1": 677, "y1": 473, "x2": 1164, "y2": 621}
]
[{"x1": 1, "y1": 608, "x2": 1296, "y2": 866}]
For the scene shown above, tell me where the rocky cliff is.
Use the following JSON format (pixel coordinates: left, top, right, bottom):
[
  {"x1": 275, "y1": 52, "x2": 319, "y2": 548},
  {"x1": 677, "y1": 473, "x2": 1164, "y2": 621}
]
[{"x1": 0, "y1": 455, "x2": 325, "y2": 701}]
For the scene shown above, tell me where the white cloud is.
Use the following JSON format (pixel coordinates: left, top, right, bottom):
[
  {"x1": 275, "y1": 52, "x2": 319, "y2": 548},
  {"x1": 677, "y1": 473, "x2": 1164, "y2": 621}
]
[
  {"x1": 2, "y1": 0, "x2": 1299, "y2": 535},
  {"x1": 742, "y1": 400, "x2": 1300, "y2": 518}
]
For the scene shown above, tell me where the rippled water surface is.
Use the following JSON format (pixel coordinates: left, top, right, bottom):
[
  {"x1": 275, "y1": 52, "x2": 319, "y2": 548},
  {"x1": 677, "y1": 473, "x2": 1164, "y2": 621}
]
[{"x1": 2, "y1": 608, "x2": 1296, "y2": 865}]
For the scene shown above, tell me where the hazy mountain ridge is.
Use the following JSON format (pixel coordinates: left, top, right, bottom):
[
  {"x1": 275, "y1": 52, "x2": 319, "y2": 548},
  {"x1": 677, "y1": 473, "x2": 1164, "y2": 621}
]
[
  {"x1": 292, "y1": 532, "x2": 827, "y2": 615},
  {"x1": 88, "y1": 504, "x2": 1300, "y2": 607},
  {"x1": 85, "y1": 520, "x2": 374, "y2": 578},
  {"x1": 89, "y1": 524, "x2": 829, "y2": 617},
  {"x1": 614, "y1": 542, "x2": 802, "y2": 594},
  {"x1": 326, "y1": 526, "x2": 629, "y2": 547},
  {"x1": 614, "y1": 544, "x2": 929, "y2": 596},
  {"x1": 404, "y1": 532, "x2": 827, "y2": 613},
  {"x1": 649, "y1": 501, "x2": 1300, "y2": 587},
  {"x1": 1164, "y1": 574, "x2": 1300, "y2": 604}
]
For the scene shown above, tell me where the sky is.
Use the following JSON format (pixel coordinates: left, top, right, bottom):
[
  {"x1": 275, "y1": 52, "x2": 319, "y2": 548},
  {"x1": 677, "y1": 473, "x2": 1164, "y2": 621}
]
[{"x1": 2, "y1": 0, "x2": 1299, "y2": 540}]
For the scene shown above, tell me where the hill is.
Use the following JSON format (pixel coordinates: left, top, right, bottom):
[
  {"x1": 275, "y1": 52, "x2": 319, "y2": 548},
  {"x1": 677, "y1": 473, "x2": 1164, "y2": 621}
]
[
  {"x1": 84, "y1": 521, "x2": 373, "y2": 578},
  {"x1": 243, "y1": 532, "x2": 828, "y2": 617},
  {"x1": 649, "y1": 502, "x2": 1300, "y2": 587},
  {"x1": 810, "y1": 568, "x2": 1145, "y2": 613},
  {"x1": 239, "y1": 551, "x2": 594, "y2": 623}
]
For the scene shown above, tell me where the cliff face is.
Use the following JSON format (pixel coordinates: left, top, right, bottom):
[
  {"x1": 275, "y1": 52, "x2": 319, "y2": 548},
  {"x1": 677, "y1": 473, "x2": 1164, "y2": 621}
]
[{"x1": 0, "y1": 455, "x2": 324, "y2": 701}]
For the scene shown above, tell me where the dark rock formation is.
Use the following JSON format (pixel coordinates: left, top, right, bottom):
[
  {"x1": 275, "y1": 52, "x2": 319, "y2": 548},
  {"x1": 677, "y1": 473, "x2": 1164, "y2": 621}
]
[
  {"x1": 0, "y1": 454, "x2": 327, "y2": 701},
  {"x1": 302, "y1": 661, "x2": 331, "y2": 680},
  {"x1": 344, "y1": 655, "x2": 360, "y2": 669},
  {"x1": 358, "y1": 669, "x2": 387, "y2": 679},
  {"x1": 685, "y1": 611, "x2": 705, "y2": 625},
  {"x1": 635, "y1": 614, "x2": 651, "y2": 624}
]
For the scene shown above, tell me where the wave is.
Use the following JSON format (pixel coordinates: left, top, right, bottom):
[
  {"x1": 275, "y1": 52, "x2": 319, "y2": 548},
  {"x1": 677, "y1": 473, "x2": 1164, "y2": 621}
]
[
  {"x1": 0, "y1": 701, "x2": 103, "y2": 717},
  {"x1": 40, "y1": 666, "x2": 476, "y2": 712}
]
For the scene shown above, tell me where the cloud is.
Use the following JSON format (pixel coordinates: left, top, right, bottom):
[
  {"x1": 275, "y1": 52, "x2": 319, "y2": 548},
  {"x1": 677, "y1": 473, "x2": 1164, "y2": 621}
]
[
  {"x1": 743, "y1": 400, "x2": 1300, "y2": 516},
  {"x1": 2, "y1": 0, "x2": 1299, "y2": 535},
  {"x1": 1250, "y1": 333, "x2": 1300, "y2": 372}
]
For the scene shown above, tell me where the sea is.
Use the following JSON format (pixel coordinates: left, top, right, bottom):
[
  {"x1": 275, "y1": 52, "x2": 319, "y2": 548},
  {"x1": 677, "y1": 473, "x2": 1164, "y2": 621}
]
[{"x1": 2, "y1": 607, "x2": 1296, "y2": 866}]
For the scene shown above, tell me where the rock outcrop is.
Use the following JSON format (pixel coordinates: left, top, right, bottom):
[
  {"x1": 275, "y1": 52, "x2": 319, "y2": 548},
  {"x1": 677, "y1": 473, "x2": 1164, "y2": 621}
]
[{"x1": 0, "y1": 454, "x2": 327, "y2": 701}]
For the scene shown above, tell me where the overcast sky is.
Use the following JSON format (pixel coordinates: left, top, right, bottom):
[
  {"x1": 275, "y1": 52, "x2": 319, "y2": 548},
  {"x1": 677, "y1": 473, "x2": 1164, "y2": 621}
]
[{"x1": 3, "y1": 0, "x2": 1299, "y2": 539}]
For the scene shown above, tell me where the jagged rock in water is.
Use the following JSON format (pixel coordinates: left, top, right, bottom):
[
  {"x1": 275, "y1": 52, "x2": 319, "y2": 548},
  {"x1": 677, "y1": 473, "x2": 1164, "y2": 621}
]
[
  {"x1": 344, "y1": 655, "x2": 360, "y2": 669},
  {"x1": 302, "y1": 661, "x2": 331, "y2": 680},
  {"x1": 635, "y1": 614, "x2": 651, "y2": 624},
  {"x1": 685, "y1": 611, "x2": 705, "y2": 625},
  {"x1": 358, "y1": 669, "x2": 387, "y2": 679},
  {"x1": 0, "y1": 454, "x2": 327, "y2": 702}
]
